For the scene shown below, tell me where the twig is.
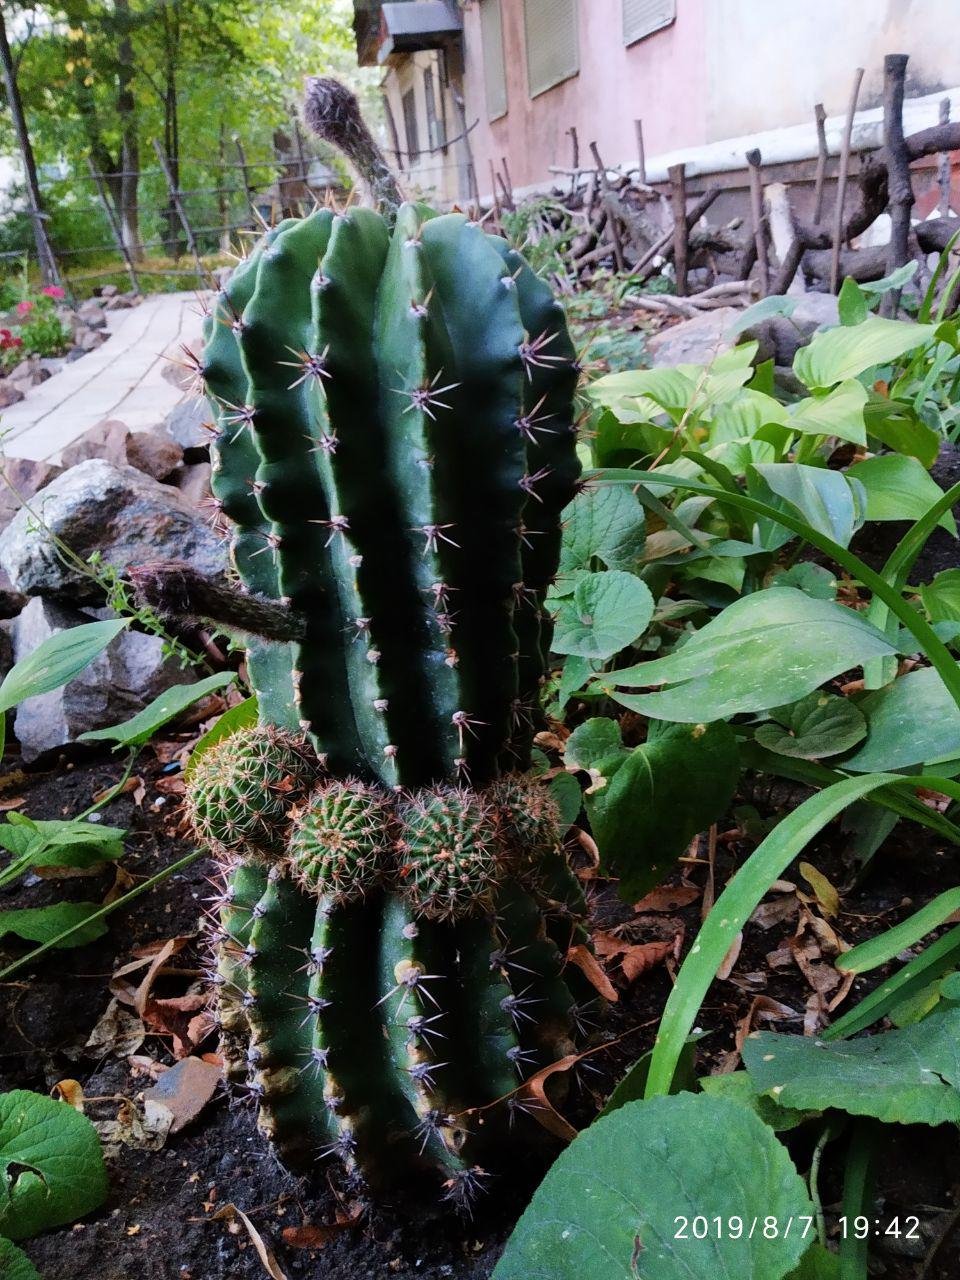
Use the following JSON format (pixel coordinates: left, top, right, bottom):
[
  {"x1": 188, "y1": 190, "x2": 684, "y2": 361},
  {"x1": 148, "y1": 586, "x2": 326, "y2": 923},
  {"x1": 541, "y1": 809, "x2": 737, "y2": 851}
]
[
  {"x1": 746, "y1": 149, "x2": 769, "y2": 294},
  {"x1": 668, "y1": 162, "x2": 688, "y2": 294},
  {"x1": 882, "y1": 53, "x2": 913, "y2": 315},
  {"x1": 829, "y1": 65, "x2": 865, "y2": 293},
  {"x1": 590, "y1": 141, "x2": 626, "y2": 271},
  {"x1": 812, "y1": 102, "x2": 828, "y2": 225},
  {"x1": 635, "y1": 119, "x2": 646, "y2": 184}
]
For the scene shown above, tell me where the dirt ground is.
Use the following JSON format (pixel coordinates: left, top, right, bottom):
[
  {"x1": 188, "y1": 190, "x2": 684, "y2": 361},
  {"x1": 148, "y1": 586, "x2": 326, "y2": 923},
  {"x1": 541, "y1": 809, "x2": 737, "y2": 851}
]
[{"x1": 3, "y1": 746, "x2": 960, "y2": 1279}]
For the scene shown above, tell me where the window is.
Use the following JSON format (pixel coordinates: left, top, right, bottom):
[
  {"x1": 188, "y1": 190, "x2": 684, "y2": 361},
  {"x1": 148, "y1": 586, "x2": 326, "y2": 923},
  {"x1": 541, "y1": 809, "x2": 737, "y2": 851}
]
[
  {"x1": 479, "y1": 0, "x2": 508, "y2": 121},
  {"x1": 401, "y1": 86, "x2": 419, "y2": 163},
  {"x1": 622, "y1": 0, "x2": 675, "y2": 45},
  {"x1": 523, "y1": 0, "x2": 579, "y2": 99},
  {"x1": 424, "y1": 66, "x2": 446, "y2": 152}
]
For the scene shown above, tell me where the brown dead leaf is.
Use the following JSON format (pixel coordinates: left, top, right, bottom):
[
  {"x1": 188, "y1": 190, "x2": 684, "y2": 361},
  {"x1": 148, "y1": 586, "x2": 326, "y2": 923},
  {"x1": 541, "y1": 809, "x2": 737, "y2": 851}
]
[
  {"x1": 533, "y1": 728, "x2": 568, "y2": 753},
  {"x1": 281, "y1": 1205, "x2": 364, "y2": 1250},
  {"x1": 620, "y1": 937, "x2": 679, "y2": 984},
  {"x1": 716, "y1": 931, "x2": 743, "y2": 982},
  {"x1": 515, "y1": 1054, "x2": 580, "y2": 1142},
  {"x1": 85, "y1": 998, "x2": 146, "y2": 1059},
  {"x1": 571, "y1": 827, "x2": 600, "y2": 879},
  {"x1": 154, "y1": 774, "x2": 186, "y2": 797},
  {"x1": 750, "y1": 894, "x2": 799, "y2": 930},
  {"x1": 212, "y1": 1205, "x2": 288, "y2": 1280},
  {"x1": 565, "y1": 943, "x2": 618, "y2": 1003},
  {"x1": 103, "y1": 863, "x2": 135, "y2": 904},
  {"x1": 0, "y1": 796, "x2": 25, "y2": 811},
  {"x1": 52, "y1": 1079, "x2": 85, "y2": 1111},
  {"x1": 144, "y1": 992, "x2": 210, "y2": 1058},
  {"x1": 142, "y1": 1056, "x2": 222, "y2": 1134},
  {"x1": 95, "y1": 1097, "x2": 173, "y2": 1157},
  {"x1": 92, "y1": 775, "x2": 141, "y2": 804},
  {"x1": 716, "y1": 994, "x2": 800, "y2": 1072},
  {"x1": 632, "y1": 883, "x2": 701, "y2": 913}
]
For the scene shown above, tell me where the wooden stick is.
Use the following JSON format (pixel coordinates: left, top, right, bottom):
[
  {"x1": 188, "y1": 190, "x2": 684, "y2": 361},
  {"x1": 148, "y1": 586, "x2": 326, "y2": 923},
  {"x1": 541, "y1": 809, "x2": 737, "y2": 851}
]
[
  {"x1": 488, "y1": 159, "x2": 502, "y2": 222},
  {"x1": 635, "y1": 119, "x2": 646, "y2": 184},
  {"x1": 938, "y1": 96, "x2": 952, "y2": 216},
  {"x1": 621, "y1": 187, "x2": 719, "y2": 279},
  {"x1": 86, "y1": 157, "x2": 140, "y2": 294},
  {"x1": 812, "y1": 102, "x2": 828, "y2": 225},
  {"x1": 829, "y1": 66, "x2": 864, "y2": 294},
  {"x1": 500, "y1": 155, "x2": 514, "y2": 206},
  {"x1": 152, "y1": 137, "x2": 206, "y2": 284},
  {"x1": 590, "y1": 140, "x2": 626, "y2": 271},
  {"x1": 883, "y1": 54, "x2": 913, "y2": 315},
  {"x1": 746, "y1": 148, "x2": 769, "y2": 295},
  {"x1": 668, "y1": 162, "x2": 688, "y2": 294},
  {"x1": 567, "y1": 125, "x2": 579, "y2": 170}
]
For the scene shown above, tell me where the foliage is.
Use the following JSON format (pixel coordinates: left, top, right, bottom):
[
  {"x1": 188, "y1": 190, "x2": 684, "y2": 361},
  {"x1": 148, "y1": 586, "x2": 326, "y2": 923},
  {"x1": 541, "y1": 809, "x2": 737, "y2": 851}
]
[{"x1": 0, "y1": 1089, "x2": 107, "y2": 1240}]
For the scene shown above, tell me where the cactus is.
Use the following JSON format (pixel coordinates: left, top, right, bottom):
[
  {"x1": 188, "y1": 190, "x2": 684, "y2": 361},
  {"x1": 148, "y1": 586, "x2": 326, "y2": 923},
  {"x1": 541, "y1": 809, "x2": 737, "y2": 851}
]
[{"x1": 182, "y1": 80, "x2": 595, "y2": 1199}]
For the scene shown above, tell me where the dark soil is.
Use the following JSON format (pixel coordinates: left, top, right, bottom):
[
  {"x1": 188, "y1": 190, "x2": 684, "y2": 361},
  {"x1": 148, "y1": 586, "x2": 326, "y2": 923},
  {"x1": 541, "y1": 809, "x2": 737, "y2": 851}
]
[{"x1": 3, "y1": 745, "x2": 960, "y2": 1278}]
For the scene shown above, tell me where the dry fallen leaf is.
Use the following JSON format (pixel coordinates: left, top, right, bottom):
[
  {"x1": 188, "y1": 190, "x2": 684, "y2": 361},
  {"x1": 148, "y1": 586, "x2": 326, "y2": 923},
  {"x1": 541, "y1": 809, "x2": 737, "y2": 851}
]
[
  {"x1": 85, "y1": 998, "x2": 146, "y2": 1059},
  {"x1": 0, "y1": 796, "x2": 25, "y2": 811},
  {"x1": 798, "y1": 861, "x2": 840, "y2": 918},
  {"x1": 620, "y1": 937, "x2": 678, "y2": 984},
  {"x1": 566, "y1": 943, "x2": 618, "y2": 1002},
  {"x1": 52, "y1": 1079, "x2": 85, "y2": 1111},
  {"x1": 95, "y1": 1097, "x2": 173, "y2": 1157},
  {"x1": 632, "y1": 883, "x2": 701, "y2": 913},
  {"x1": 514, "y1": 1054, "x2": 580, "y2": 1142},
  {"x1": 281, "y1": 1204, "x2": 364, "y2": 1250},
  {"x1": 142, "y1": 1056, "x2": 222, "y2": 1135},
  {"x1": 212, "y1": 1205, "x2": 288, "y2": 1280},
  {"x1": 715, "y1": 931, "x2": 743, "y2": 982}
]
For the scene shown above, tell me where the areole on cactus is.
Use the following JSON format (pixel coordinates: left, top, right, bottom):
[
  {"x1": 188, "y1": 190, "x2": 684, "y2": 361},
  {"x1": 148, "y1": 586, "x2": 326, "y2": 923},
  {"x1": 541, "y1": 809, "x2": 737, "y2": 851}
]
[{"x1": 169, "y1": 78, "x2": 595, "y2": 1203}]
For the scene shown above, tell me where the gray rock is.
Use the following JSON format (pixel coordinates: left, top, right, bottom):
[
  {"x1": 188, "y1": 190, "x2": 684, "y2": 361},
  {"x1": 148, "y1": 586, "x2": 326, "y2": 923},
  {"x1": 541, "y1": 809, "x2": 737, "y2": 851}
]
[
  {"x1": 164, "y1": 397, "x2": 212, "y2": 452},
  {"x1": 0, "y1": 383, "x2": 25, "y2": 409},
  {"x1": 60, "y1": 419, "x2": 129, "y2": 471},
  {"x1": 645, "y1": 307, "x2": 742, "y2": 367},
  {"x1": 749, "y1": 293, "x2": 842, "y2": 366},
  {"x1": 10, "y1": 597, "x2": 194, "y2": 761},
  {"x1": 125, "y1": 425, "x2": 183, "y2": 481},
  {"x1": 0, "y1": 456, "x2": 63, "y2": 529},
  {"x1": 0, "y1": 458, "x2": 228, "y2": 600},
  {"x1": 174, "y1": 462, "x2": 212, "y2": 508}
]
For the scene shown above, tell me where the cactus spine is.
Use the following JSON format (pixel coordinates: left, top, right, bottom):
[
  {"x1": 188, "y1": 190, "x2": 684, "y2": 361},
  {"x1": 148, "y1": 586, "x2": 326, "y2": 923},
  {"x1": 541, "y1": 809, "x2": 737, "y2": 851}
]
[{"x1": 189, "y1": 85, "x2": 592, "y2": 1199}]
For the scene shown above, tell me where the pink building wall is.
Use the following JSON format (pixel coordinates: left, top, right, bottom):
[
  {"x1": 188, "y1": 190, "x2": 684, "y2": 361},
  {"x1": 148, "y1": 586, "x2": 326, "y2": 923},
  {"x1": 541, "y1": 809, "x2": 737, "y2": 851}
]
[{"x1": 460, "y1": 0, "x2": 709, "y2": 195}]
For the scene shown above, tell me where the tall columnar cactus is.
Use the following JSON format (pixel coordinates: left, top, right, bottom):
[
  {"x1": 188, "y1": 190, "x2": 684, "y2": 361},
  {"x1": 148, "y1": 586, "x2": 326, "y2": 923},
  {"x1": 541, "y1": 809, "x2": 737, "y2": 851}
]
[{"x1": 182, "y1": 80, "x2": 593, "y2": 1201}]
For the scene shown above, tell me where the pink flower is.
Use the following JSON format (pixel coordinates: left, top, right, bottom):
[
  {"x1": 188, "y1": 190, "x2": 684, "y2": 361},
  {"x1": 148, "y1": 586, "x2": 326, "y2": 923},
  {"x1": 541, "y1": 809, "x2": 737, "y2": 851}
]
[
  {"x1": 41, "y1": 285, "x2": 65, "y2": 300},
  {"x1": 15, "y1": 300, "x2": 33, "y2": 317}
]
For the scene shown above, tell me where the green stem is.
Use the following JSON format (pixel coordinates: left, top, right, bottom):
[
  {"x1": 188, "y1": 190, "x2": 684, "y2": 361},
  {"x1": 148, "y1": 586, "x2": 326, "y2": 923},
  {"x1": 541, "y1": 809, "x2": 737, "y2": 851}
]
[
  {"x1": 76, "y1": 747, "x2": 139, "y2": 820},
  {"x1": 0, "y1": 852, "x2": 34, "y2": 890},
  {"x1": 0, "y1": 848, "x2": 203, "y2": 981},
  {"x1": 839, "y1": 1122, "x2": 878, "y2": 1280}
]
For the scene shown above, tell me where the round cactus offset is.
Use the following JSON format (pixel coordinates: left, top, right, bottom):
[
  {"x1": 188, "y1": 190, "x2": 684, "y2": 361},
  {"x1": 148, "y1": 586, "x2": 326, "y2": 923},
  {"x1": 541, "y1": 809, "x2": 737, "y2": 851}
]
[
  {"x1": 490, "y1": 775, "x2": 563, "y2": 871},
  {"x1": 289, "y1": 779, "x2": 394, "y2": 902},
  {"x1": 186, "y1": 725, "x2": 315, "y2": 859},
  {"x1": 398, "y1": 786, "x2": 501, "y2": 919}
]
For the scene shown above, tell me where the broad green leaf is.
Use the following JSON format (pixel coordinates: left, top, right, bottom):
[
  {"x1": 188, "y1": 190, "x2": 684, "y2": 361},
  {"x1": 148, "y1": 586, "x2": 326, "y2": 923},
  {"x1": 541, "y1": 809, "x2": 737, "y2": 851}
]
[
  {"x1": 860, "y1": 260, "x2": 919, "y2": 296},
  {"x1": 644, "y1": 774, "x2": 897, "y2": 1097},
  {"x1": 863, "y1": 395, "x2": 940, "y2": 467},
  {"x1": 587, "y1": 366, "x2": 696, "y2": 415},
  {"x1": 584, "y1": 722, "x2": 739, "y2": 899},
  {"x1": 846, "y1": 454, "x2": 956, "y2": 533},
  {"x1": 549, "y1": 771, "x2": 582, "y2": 832},
  {"x1": 787, "y1": 380, "x2": 867, "y2": 445},
  {"x1": 0, "y1": 902, "x2": 107, "y2": 948},
  {"x1": 78, "y1": 672, "x2": 235, "y2": 747},
  {"x1": 552, "y1": 571, "x2": 654, "y2": 660},
  {"x1": 844, "y1": 666, "x2": 960, "y2": 771},
  {"x1": 558, "y1": 486, "x2": 645, "y2": 573},
  {"x1": 787, "y1": 1244, "x2": 841, "y2": 1280},
  {"x1": 685, "y1": 554, "x2": 745, "y2": 593},
  {"x1": 743, "y1": 1005, "x2": 960, "y2": 1125},
  {"x1": 0, "y1": 816, "x2": 125, "y2": 870},
  {"x1": 837, "y1": 277, "x2": 868, "y2": 326},
  {"x1": 699, "y1": 1071, "x2": 817, "y2": 1132},
  {"x1": 492, "y1": 1094, "x2": 814, "y2": 1280},
  {"x1": 921, "y1": 569, "x2": 960, "y2": 623},
  {"x1": 0, "y1": 619, "x2": 129, "y2": 757},
  {"x1": 725, "y1": 294, "x2": 799, "y2": 337},
  {"x1": 749, "y1": 464, "x2": 863, "y2": 549},
  {"x1": 772, "y1": 563, "x2": 838, "y2": 600},
  {"x1": 0, "y1": 1239, "x2": 40, "y2": 1280},
  {"x1": 563, "y1": 717, "x2": 625, "y2": 769},
  {"x1": 793, "y1": 315, "x2": 937, "y2": 389},
  {"x1": 0, "y1": 1089, "x2": 108, "y2": 1239},
  {"x1": 608, "y1": 588, "x2": 895, "y2": 722},
  {"x1": 184, "y1": 696, "x2": 258, "y2": 780},
  {"x1": 556, "y1": 655, "x2": 596, "y2": 707},
  {"x1": 838, "y1": 887, "x2": 960, "y2": 974},
  {"x1": 754, "y1": 692, "x2": 867, "y2": 760}
]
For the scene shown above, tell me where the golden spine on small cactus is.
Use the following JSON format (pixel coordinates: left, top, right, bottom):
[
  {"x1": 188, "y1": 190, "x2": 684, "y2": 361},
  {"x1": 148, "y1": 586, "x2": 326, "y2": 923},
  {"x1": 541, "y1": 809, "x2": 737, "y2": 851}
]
[{"x1": 397, "y1": 786, "x2": 502, "y2": 920}]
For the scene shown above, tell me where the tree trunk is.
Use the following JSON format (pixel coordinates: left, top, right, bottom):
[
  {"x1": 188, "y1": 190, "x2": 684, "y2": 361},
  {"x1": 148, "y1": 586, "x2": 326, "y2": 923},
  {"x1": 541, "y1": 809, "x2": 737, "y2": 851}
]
[
  {"x1": 115, "y1": 0, "x2": 143, "y2": 261},
  {"x1": 0, "y1": 9, "x2": 63, "y2": 286}
]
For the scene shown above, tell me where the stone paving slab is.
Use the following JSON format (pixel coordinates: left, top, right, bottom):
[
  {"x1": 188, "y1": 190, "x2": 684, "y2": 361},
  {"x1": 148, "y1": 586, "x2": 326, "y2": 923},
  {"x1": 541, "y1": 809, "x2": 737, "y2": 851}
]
[{"x1": 0, "y1": 291, "x2": 208, "y2": 463}]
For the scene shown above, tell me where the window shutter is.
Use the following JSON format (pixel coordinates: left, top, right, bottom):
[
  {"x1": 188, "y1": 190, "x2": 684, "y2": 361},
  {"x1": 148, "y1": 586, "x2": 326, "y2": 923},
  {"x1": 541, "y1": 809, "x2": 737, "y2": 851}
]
[
  {"x1": 479, "y1": 0, "x2": 508, "y2": 121},
  {"x1": 401, "y1": 87, "x2": 420, "y2": 163},
  {"x1": 622, "y1": 0, "x2": 675, "y2": 46},
  {"x1": 523, "y1": 0, "x2": 579, "y2": 99}
]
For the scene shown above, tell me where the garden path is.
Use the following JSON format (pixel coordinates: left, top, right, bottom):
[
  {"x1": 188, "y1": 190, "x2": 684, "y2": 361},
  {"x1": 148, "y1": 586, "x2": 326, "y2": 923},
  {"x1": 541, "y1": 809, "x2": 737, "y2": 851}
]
[{"x1": 0, "y1": 290, "x2": 207, "y2": 463}]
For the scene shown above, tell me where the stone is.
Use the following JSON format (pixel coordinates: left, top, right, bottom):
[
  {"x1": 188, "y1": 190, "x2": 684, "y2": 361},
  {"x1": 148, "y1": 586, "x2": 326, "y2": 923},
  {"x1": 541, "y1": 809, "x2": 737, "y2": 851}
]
[
  {"x1": 749, "y1": 292, "x2": 842, "y2": 366},
  {"x1": 125, "y1": 425, "x2": 183, "y2": 481},
  {"x1": 645, "y1": 307, "x2": 742, "y2": 367},
  {"x1": 0, "y1": 619, "x2": 12, "y2": 683},
  {"x1": 0, "y1": 568, "x2": 26, "y2": 620},
  {"x1": 174, "y1": 462, "x2": 212, "y2": 508},
  {"x1": 7, "y1": 356, "x2": 51, "y2": 389},
  {"x1": 0, "y1": 383, "x2": 25, "y2": 409},
  {"x1": 164, "y1": 397, "x2": 212, "y2": 453},
  {"x1": 78, "y1": 326, "x2": 107, "y2": 351},
  {"x1": 77, "y1": 299, "x2": 108, "y2": 330},
  {"x1": 60, "y1": 419, "x2": 130, "y2": 471},
  {"x1": 99, "y1": 284, "x2": 119, "y2": 298},
  {"x1": 0, "y1": 458, "x2": 228, "y2": 601},
  {"x1": 0, "y1": 456, "x2": 63, "y2": 528},
  {"x1": 10, "y1": 596, "x2": 195, "y2": 762}
]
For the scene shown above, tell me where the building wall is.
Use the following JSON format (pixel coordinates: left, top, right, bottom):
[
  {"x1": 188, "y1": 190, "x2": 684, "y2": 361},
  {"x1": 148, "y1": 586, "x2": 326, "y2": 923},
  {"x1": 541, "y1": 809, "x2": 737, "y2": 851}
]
[
  {"x1": 452, "y1": 0, "x2": 960, "y2": 197},
  {"x1": 381, "y1": 49, "x2": 475, "y2": 204}
]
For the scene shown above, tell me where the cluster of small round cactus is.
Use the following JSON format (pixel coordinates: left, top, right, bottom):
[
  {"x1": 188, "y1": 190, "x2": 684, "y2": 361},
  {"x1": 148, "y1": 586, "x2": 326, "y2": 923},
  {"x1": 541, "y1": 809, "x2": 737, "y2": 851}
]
[{"x1": 186, "y1": 726, "x2": 563, "y2": 917}]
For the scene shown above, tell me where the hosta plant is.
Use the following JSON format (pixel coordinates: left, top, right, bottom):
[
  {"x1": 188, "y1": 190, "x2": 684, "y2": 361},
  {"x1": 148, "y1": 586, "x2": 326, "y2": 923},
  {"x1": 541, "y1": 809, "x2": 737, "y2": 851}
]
[{"x1": 153, "y1": 80, "x2": 595, "y2": 1202}]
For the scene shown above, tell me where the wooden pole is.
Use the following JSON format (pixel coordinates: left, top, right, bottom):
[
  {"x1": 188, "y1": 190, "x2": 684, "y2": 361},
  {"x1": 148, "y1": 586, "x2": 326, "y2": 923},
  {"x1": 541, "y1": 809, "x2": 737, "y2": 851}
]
[
  {"x1": 452, "y1": 91, "x2": 479, "y2": 205},
  {"x1": 233, "y1": 136, "x2": 258, "y2": 225},
  {"x1": 567, "y1": 125, "x2": 579, "y2": 170},
  {"x1": 829, "y1": 66, "x2": 864, "y2": 294},
  {"x1": 746, "y1": 148, "x2": 769, "y2": 294},
  {"x1": 152, "y1": 137, "x2": 206, "y2": 285},
  {"x1": 623, "y1": 187, "x2": 719, "y2": 281},
  {"x1": 668, "y1": 162, "x2": 688, "y2": 294},
  {"x1": 0, "y1": 9, "x2": 64, "y2": 289},
  {"x1": 590, "y1": 140, "x2": 626, "y2": 272},
  {"x1": 292, "y1": 114, "x2": 310, "y2": 213},
  {"x1": 86, "y1": 157, "x2": 140, "y2": 294},
  {"x1": 938, "y1": 96, "x2": 952, "y2": 216},
  {"x1": 882, "y1": 54, "x2": 913, "y2": 315},
  {"x1": 500, "y1": 155, "x2": 514, "y2": 206},
  {"x1": 635, "y1": 119, "x2": 646, "y2": 184},
  {"x1": 812, "y1": 103, "x2": 828, "y2": 225},
  {"x1": 488, "y1": 159, "x2": 502, "y2": 223}
]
